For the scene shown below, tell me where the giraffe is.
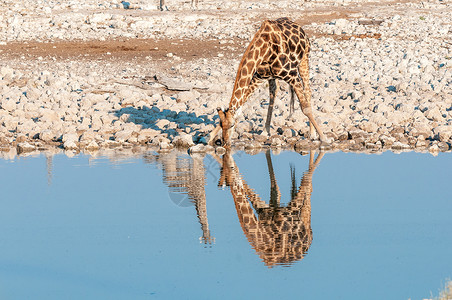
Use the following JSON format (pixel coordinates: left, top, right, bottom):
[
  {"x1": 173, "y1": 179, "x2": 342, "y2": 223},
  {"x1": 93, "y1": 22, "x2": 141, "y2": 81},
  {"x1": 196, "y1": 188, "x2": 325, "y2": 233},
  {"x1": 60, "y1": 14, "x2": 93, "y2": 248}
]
[
  {"x1": 209, "y1": 17, "x2": 328, "y2": 148},
  {"x1": 216, "y1": 149, "x2": 324, "y2": 267}
]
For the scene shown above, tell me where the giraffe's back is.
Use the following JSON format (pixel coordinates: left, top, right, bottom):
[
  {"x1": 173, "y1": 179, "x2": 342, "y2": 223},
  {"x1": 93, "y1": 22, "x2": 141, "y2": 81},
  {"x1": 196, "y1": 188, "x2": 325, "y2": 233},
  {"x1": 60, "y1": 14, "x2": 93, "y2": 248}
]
[{"x1": 255, "y1": 18, "x2": 310, "y2": 81}]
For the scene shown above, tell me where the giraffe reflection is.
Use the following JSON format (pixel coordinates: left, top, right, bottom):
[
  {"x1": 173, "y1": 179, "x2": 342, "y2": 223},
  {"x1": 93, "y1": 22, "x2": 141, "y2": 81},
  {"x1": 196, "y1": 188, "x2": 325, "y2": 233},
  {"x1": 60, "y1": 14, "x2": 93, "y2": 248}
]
[
  {"x1": 217, "y1": 150, "x2": 324, "y2": 267},
  {"x1": 146, "y1": 151, "x2": 214, "y2": 245}
]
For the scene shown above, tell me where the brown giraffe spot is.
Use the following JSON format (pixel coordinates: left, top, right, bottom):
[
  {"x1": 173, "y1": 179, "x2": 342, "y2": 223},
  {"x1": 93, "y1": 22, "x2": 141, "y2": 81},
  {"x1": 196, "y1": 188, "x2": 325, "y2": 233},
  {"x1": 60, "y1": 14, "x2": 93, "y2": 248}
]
[
  {"x1": 239, "y1": 78, "x2": 247, "y2": 88},
  {"x1": 241, "y1": 68, "x2": 247, "y2": 76},
  {"x1": 253, "y1": 50, "x2": 259, "y2": 60},
  {"x1": 255, "y1": 39, "x2": 263, "y2": 47},
  {"x1": 272, "y1": 59, "x2": 282, "y2": 71},
  {"x1": 288, "y1": 40, "x2": 296, "y2": 52},
  {"x1": 279, "y1": 54, "x2": 288, "y2": 66},
  {"x1": 300, "y1": 39, "x2": 305, "y2": 49},
  {"x1": 296, "y1": 44, "x2": 302, "y2": 55},
  {"x1": 246, "y1": 60, "x2": 254, "y2": 71},
  {"x1": 270, "y1": 32, "x2": 279, "y2": 43},
  {"x1": 261, "y1": 33, "x2": 270, "y2": 42},
  {"x1": 279, "y1": 70, "x2": 288, "y2": 78},
  {"x1": 262, "y1": 23, "x2": 272, "y2": 32},
  {"x1": 234, "y1": 90, "x2": 241, "y2": 99},
  {"x1": 291, "y1": 35, "x2": 299, "y2": 44}
]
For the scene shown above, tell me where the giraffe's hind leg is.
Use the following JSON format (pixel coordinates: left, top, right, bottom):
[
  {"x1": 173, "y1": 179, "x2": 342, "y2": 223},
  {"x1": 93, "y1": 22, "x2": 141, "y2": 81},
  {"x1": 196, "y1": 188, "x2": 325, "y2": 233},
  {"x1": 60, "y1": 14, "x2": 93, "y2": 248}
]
[
  {"x1": 289, "y1": 85, "x2": 295, "y2": 116},
  {"x1": 265, "y1": 79, "x2": 278, "y2": 135}
]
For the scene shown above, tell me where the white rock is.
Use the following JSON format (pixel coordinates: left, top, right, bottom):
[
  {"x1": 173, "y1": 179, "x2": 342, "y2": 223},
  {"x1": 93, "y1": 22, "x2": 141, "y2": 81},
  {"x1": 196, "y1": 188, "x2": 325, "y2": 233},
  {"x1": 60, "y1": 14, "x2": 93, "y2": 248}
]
[
  {"x1": 0, "y1": 66, "x2": 14, "y2": 78},
  {"x1": 188, "y1": 144, "x2": 206, "y2": 153},
  {"x1": 17, "y1": 142, "x2": 35, "y2": 153},
  {"x1": 85, "y1": 141, "x2": 100, "y2": 150},
  {"x1": 271, "y1": 137, "x2": 282, "y2": 147},
  {"x1": 155, "y1": 119, "x2": 170, "y2": 129},
  {"x1": 115, "y1": 129, "x2": 135, "y2": 143},
  {"x1": 177, "y1": 90, "x2": 200, "y2": 103},
  {"x1": 425, "y1": 107, "x2": 443, "y2": 121},
  {"x1": 172, "y1": 134, "x2": 194, "y2": 147},
  {"x1": 159, "y1": 141, "x2": 172, "y2": 150},
  {"x1": 391, "y1": 141, "x2": 410, "y2": 150},
  {"x1": 39, "y1": 130, "x2": 55, "y2": 142},
  {"x1": 62, "y1": 133, "x2": 79, "y2": 143},
  {"x1": 63, "y1": 140, "x2": 78, "y2": 150},
  {"x1": 1, "y1": 98, "x2": 16, "y2": 112}
]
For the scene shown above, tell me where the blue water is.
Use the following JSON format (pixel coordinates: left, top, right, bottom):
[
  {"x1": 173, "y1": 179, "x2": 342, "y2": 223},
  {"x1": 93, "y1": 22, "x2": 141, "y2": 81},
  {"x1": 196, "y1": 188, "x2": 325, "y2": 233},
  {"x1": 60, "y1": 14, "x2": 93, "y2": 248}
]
[{"x1": 0, "y1": 150, "x2": 451, "y2": 299}]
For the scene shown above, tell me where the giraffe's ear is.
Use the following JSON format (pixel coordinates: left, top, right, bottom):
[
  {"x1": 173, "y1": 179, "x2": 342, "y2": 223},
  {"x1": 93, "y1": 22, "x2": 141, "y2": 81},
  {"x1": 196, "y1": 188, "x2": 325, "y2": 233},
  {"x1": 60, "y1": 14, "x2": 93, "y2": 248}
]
[{"x1": 216, "y1": 107, "x2": 222, "y2": 112}]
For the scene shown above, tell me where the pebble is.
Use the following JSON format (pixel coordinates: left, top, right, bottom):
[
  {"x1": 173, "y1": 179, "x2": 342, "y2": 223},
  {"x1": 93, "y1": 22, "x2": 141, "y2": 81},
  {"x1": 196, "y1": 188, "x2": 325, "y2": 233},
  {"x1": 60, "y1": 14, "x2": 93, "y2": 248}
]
[
  {"x1": 85, "y1": 140, "x2": 100, "y2": 150},
  {"x1": 16, "y1": 142, "x2": 35, "y2": 153},
  {"x1": 172, "y1": 134, "x2": 195, "y2": 148},
  {"x1": 63, "y1": 140, "x2": 78, "y2": 150},
  {"x1": 188, "y1": 144, "x2": 206, "y2": 153}
]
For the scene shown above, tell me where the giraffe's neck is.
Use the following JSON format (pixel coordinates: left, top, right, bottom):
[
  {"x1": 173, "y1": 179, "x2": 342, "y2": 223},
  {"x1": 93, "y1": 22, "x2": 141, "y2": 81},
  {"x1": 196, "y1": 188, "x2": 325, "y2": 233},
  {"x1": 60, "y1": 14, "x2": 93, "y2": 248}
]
[{"x1": 229, "y1": 31, "x2": 268, "y2": 113}]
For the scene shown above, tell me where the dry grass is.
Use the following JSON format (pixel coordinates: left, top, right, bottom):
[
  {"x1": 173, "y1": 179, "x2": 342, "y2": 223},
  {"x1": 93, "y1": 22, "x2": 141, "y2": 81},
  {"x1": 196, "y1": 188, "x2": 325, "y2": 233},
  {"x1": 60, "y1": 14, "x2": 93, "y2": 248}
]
[{"x1": 434, "y1": 279, "x2": 452, "y2": 300}]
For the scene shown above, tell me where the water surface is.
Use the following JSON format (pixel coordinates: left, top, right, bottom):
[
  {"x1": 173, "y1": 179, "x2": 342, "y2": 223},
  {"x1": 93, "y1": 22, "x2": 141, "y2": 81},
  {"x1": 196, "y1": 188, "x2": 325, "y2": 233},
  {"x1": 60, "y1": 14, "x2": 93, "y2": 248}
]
[{"x1": 0, "y1": 149, "x2": 451, "y2": 299}]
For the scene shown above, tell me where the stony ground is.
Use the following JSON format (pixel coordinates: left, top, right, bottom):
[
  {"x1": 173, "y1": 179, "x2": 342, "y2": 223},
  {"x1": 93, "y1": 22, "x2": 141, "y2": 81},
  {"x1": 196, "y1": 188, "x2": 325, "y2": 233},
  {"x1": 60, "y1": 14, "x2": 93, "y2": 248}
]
[{"x1": 0, "y1": 0, "x2": 451, "y2": 159}]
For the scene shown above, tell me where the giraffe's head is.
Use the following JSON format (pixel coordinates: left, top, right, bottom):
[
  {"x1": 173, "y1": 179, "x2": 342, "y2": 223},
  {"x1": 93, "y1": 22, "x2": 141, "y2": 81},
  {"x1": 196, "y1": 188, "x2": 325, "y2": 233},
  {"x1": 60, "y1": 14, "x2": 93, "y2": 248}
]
[{"x1": 217, "y1": 107, "x2": 234, "y2": 148}]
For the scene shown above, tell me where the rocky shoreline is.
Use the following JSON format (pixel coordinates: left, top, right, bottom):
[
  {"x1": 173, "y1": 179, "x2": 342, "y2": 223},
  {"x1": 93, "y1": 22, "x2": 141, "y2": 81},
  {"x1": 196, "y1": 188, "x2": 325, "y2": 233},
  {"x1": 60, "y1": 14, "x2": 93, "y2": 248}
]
[{"x1": 0, "y1": 0, "x2": 451, "y2": 158}]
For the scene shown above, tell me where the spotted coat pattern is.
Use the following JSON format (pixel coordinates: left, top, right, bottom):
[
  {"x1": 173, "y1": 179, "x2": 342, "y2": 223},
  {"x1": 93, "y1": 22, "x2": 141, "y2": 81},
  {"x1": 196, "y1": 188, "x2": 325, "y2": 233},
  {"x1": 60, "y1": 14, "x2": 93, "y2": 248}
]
[{"x1": 211, "y1": 18, "x2": 327, "y2": 147}]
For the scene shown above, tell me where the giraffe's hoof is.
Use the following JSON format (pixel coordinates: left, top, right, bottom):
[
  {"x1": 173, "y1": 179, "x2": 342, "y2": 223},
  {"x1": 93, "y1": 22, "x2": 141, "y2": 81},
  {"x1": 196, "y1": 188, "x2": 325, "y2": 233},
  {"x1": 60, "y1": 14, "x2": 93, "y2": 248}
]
[{"x1": 208, "y1": 136, "x2": 223, "y2": 146}]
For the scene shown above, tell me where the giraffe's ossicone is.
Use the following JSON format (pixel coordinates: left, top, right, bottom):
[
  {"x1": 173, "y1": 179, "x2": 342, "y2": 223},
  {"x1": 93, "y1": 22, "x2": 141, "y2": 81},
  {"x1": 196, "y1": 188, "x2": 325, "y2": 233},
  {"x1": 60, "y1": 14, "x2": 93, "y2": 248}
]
[{"x1": 209, "y1": 17, "x2": 329, "y2": 148}]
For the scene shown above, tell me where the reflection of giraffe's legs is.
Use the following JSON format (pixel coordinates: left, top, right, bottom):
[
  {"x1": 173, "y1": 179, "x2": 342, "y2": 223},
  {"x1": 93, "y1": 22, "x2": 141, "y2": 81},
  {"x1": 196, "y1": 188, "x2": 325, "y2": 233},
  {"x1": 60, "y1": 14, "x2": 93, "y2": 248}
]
[
  {"x1": 265, "y1": 150, "x2": 281, "y2": 207},
  {"x1": 265, "y1": 79, "x2": 277, "y2": 135},
  {"x1": 311, "y1": 150, "x2": 325, "y2": 170}
]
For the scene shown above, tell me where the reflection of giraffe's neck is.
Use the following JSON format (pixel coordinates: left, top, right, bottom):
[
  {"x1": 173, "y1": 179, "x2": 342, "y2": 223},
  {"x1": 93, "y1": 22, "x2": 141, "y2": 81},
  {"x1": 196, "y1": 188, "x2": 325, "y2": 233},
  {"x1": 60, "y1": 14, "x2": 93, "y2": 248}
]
[{"x1": 158, "y1": 152, "x2": 213, "y2": 244}]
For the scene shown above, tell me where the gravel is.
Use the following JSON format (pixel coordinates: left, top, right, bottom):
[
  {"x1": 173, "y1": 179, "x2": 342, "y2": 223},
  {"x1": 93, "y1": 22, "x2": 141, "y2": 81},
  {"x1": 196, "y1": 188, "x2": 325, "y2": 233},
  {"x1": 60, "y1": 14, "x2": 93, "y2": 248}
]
[{"x1": 0, "y1": 0, "x2": 451, "y2": 159}]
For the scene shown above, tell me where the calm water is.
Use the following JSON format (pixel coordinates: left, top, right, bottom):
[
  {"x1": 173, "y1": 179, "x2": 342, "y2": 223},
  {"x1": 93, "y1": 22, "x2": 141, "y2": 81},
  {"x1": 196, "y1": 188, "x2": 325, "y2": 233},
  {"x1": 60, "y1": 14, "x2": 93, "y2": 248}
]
[{"x1": 0, "y1": 149, "x2": 451, "y2": 299}]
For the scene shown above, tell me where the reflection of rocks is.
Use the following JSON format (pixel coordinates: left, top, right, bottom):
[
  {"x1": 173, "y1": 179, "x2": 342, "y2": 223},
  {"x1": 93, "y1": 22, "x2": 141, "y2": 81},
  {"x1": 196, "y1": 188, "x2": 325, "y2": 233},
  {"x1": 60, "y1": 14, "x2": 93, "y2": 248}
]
[{"x1": 217, "y1": 150, "x2": 323, "y2": 267}]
